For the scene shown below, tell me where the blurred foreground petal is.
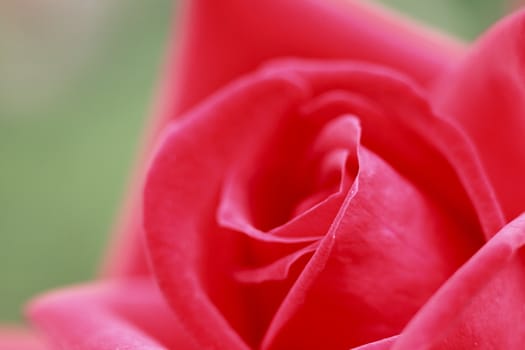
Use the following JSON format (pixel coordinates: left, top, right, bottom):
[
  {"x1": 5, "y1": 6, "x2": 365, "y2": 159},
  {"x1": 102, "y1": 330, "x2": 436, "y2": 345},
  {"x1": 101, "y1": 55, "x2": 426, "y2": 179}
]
[
  {"x1": 28, "y1": 279, "x2": 198, "y2": 350},
  {"x1": 0, "y1": 327, "x2": 49, "y2": 350}
]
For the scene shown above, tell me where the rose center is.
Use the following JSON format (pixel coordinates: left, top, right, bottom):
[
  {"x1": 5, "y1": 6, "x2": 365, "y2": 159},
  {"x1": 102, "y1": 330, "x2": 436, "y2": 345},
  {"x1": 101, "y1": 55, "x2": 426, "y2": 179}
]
[{"x1": 218, "y1": 112, "x2": 359, "y2": 239}]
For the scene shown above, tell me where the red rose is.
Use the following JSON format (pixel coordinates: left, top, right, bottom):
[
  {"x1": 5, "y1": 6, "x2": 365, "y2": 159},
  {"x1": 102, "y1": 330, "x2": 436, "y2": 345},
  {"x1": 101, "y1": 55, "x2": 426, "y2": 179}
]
[
  {"x1": 141, "y1": 58, "x2": 508, "y2": 349},
  {"x1": 7, "y1": 1, "x2": 525, "y2": 349}
]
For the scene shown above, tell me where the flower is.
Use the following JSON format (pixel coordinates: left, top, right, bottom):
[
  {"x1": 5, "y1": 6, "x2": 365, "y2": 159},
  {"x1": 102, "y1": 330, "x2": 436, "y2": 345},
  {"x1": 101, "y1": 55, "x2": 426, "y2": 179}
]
[
  {"x1": 6, "y1": 1, "x2": 525, "y2": 349},
  {"x1": 141, "y1": 59, "x2": 505, "y2": 349}
]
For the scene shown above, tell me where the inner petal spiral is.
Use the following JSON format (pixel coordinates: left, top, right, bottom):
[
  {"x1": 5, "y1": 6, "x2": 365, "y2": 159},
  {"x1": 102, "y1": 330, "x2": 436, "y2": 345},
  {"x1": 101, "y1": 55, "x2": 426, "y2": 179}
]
[{"x1": 217, "y1": 114, "x2": 360, "y2": 244}]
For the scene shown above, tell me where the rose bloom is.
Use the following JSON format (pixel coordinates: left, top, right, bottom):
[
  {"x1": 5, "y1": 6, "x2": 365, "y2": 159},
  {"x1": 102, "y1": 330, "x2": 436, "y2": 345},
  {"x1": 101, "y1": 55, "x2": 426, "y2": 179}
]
[{"x1": 3, "y1": 1, "x2": 525, "y2": 349}]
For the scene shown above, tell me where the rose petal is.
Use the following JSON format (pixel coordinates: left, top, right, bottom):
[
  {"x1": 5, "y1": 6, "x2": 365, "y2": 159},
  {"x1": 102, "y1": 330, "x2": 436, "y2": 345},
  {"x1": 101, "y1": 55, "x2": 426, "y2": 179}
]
[
  {"x1": 144, "y1": 74, "x2": 309, "y2": 348},
  {"x1": 0, "y1": 327, "x2": 49, "y2": 350},
  {"x1": 250, "y1": 61, "x2": 502, "y2": 349},
  {"x1": 103, "y1": 0, "x2": 467, "y2": 278},
  {"x1": 173, "y1": 0, "x2": 465, "y2": 115},
  {"x1": 27, "y1": 279, "x2": 198, "y2": 350},
  {"x1": 217, "y1": 116, "x2": 359, "y2": 244},
  {"x1": 392, "y1": 212, "x2": 525, "y2": 349},
  {"x1": 266, "y1": 59, "x2": 504, "y2": 238},
  {"x1": 262, "y1": 141, "x2": 481, "y2": 349},
  {"x1": 352, "y1": 335, "x2": 399, "y2": 350},
  {"x1": 217, "y1": 163, "x2": 337, "y2": 244},
  {"x1": 227, "y1": 117, "x2": 359, "y2": 284},
  {"x1": 234, "y1": 242, "x2": 319, "y2": 284},
  {"x1": 432, "y1": 9, "x2": 525, "y2": 220}
]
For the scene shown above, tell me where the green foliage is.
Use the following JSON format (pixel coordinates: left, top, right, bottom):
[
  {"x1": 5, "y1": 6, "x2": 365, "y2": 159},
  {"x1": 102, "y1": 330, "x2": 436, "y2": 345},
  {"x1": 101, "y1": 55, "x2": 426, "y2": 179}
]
[{"x1": 384, "y1": 0, "x2": 504, "y2": 39}]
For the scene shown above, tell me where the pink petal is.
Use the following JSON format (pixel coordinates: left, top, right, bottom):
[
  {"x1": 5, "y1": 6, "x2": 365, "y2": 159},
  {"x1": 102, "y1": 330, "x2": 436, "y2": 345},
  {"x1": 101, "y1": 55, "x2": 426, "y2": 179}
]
[
  {"x1": 0, "y1": 327, "x2": 49, "y2": 350},
  {"x1": 262, "y1": 138, "x2": 481, "y2": 350},
  {"x1": 27, "y1": 279, "x2": 198, "y2": 350},
  {"x1": 174, "y1": 0, "x2": 465, "y2": 114},
  {"x1": 352, "y1": 335, "x2": 399, "y2": 350},
  {"x1": 234, "y1": 242, "x2": 319, "y2": 284},
  {"x1": 432, "y1": 9, "x2": 525, "y2": 220},
  {"x1": 265, "y1": 59, "x2": 504, "y2": 238},
  {"x1": 392, "y1": 212, "x2": 525, "y2": 349},
  {"x1": 217, "y1": 116, "x2": 358, "y2": 244},
  {"x1": 144, "y1": 74, "x2": 308, "y2": 349}
]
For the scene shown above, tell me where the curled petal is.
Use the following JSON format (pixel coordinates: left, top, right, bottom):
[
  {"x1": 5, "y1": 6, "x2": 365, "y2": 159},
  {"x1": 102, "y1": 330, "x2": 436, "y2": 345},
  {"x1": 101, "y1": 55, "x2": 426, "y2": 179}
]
[
  {"x1": 352, "y1": 335, "x2": 399, "y2": 350},
  {"x1": 393, "y1": 213, "x2": 525, "y2": 349},
  {"x1": 217, "y1": 116, "x2": 359, "y2": 244},
  {"x1": 262, "y1": 142, "x2": 479, "y2": 349},
  {"x1": 144, "y1": 75, "x2": 308, "y2": 348},
  {"x1": 266, "y1": 59, "x2": 504, "y2": 238},
  {"x1": 234, "y1": 242, "x2": 319, "y2": 283}
]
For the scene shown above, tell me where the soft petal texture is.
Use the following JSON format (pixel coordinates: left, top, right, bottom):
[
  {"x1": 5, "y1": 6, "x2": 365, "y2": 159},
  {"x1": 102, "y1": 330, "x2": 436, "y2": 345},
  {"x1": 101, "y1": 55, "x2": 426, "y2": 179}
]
[
  {"x1": 392, "y1": 212, "x2": 525, "y2": 350},
  {"x1": 28, "y1": 279, "x2": 199, "y2": 350},
  {"x1": 432, "y1": 9, "x2": 525, "y2": 220},
  {"x1": 145, "y1": 75, "x2": 307, "y2": 350},
  {"x1": 261, "y1": 135, "x2": 473, "y2": 349},
  {"x1": 173, "y1": 0, "x2": 465, "y2": 115},
  {"x1": 217, "y1": 114, "x2": 358, "y2": 245},
  {"x1": 259, "y1": 62, "x2": 501, "y2": 349},
  {"x1": 352, "y1": 335, "x2": 399, "y2": 350},
  {"x1": 266, "y1": 60, "x2": 504, "y2": 238},
  {"x1": 106, "y1": 0, "x2": 466, "y2": 277},
  {"x1": 0, "y1": 328, "x2": 48, "y2": 350},
  {"x1": 144, "y1": 61, "x2": 503, "y2": 349}
]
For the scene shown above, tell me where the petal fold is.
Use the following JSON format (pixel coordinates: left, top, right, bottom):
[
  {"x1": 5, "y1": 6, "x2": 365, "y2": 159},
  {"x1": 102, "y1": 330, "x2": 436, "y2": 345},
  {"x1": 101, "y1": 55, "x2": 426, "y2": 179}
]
[
  {"x1": 393, "y1": 212, "x2": 525, "y2": 349},
  {"x1": 144, "y1": 74, "x2": 308, "y2": 348},
  {"x1": 432, "y1": 9, "x2": 525, "y2": 220}
]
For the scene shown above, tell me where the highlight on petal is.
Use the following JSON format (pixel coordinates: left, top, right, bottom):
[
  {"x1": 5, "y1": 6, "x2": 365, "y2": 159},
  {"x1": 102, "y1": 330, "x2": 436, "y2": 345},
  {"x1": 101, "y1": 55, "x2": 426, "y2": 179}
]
[
  {"x1": 27, "y1": 279, "x2": 198, "y2": 350},
  {"x1": 352, "y1": 335, "x2": 399, "y2": 350},
  {"x1": 393, "y1": 212, "x2": 525, "y2": 349},
  {"x1": 0, "y1": 327, "x2": 49, "y2": 350},
  {"x1": 432, "y1": 9, "x2": 525, "y2": 221}
]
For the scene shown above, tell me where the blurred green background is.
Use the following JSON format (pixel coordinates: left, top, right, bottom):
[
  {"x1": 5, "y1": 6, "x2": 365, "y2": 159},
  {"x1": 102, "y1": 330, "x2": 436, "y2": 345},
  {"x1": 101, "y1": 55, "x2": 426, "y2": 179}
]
[{"x1": 0, "y1": 0, "x2": 509, "y2": 321}]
